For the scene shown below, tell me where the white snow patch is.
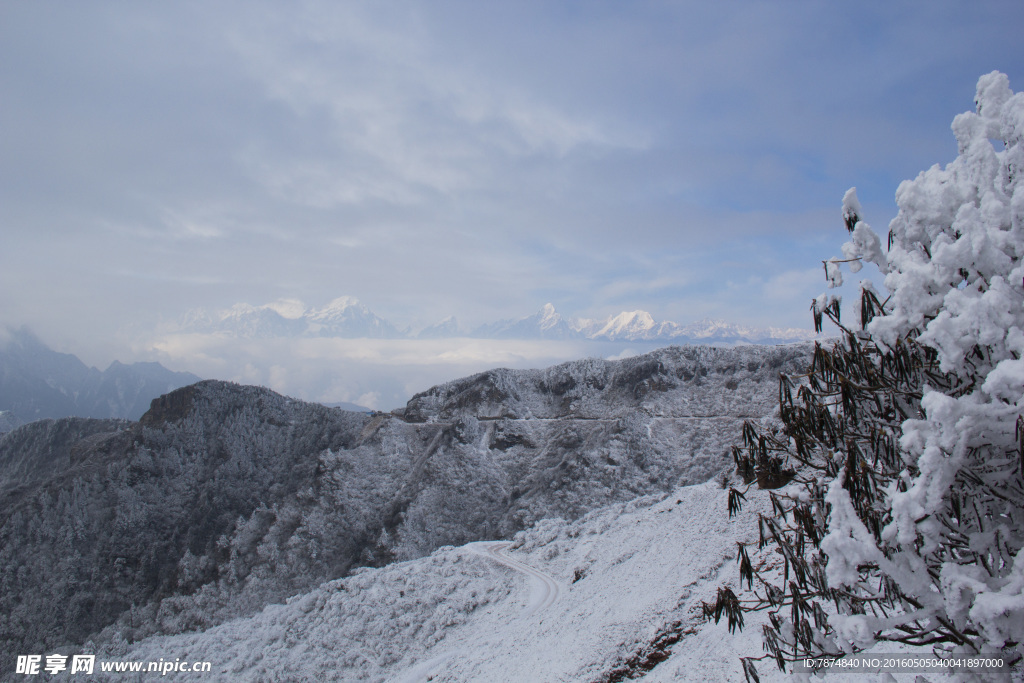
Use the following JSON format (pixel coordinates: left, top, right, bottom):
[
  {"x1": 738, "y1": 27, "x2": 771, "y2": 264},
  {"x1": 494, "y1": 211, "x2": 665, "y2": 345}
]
[{"x1": 122, "y1": 481, "x2": 803, "y2": 682}]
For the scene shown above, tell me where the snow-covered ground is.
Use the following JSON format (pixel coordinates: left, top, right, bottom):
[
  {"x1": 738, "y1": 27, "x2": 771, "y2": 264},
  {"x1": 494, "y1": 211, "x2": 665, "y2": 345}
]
[{"x1": 117, "y1": 480, "x2": 791, "y2": 682}]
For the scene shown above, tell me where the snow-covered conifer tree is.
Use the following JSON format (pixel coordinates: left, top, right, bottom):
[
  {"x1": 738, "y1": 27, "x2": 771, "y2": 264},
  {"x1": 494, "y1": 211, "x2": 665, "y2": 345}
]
[{"x1": 710, "y1": 71, "x2": 1024, "y2": 678}]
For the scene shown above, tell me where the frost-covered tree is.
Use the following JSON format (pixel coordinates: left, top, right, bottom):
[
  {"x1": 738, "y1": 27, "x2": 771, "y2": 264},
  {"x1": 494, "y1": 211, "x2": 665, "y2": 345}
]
[{"x1": 709, "y1": 72, "x2": 1024, "y2": 678}]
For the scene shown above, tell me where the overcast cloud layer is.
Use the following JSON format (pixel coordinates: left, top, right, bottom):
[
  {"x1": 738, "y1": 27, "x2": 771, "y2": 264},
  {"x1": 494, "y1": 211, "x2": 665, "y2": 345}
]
[{"x1": 2, "y1": 2, "x2": 1022, "y2": 407}]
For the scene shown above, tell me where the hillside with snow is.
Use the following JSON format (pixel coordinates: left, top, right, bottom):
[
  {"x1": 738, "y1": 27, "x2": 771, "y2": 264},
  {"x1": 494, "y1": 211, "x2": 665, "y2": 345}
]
[
  {"x1": 118, "y1": 480, "x2": 785, "y2": 682},
  {"x1": 0, "y1": 343, "x2": 811, "y2": 677}
]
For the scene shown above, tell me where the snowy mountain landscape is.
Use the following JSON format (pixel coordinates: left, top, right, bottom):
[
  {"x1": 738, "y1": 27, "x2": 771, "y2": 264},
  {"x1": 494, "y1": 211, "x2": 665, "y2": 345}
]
[
  {"x1": 3, "y1": 1, "x2": 1023, "y2": 678},
  {"x1": 0, "y1": 343, "x2": 812, "y2": 680}
]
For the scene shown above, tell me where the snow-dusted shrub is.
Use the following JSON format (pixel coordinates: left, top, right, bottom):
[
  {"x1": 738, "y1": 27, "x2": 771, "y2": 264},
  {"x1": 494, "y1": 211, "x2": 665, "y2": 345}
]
[{"x1": 710, "y1": 72, "x2": 1024, "y2": 677}]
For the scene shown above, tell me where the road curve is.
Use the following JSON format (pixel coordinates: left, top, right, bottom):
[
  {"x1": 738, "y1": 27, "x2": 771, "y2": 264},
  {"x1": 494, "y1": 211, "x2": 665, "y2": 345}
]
[
  {"x1": 392, "y1": 649, "x2": 464, "y2": 683},
  {"x1": 390, "y1": 542, "x2": 561, "y2": 682},
  {"x1": 468, "y1": 541, "x2": 560, "y2": 616}
]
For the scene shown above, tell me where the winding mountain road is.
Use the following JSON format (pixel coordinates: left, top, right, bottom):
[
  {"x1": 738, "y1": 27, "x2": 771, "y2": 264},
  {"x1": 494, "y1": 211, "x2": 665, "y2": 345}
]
[
  {"x1": 468, "y1": 541, "x2": 561, "y2": 616},
  {"x1": 392, "y1": 541, "x2": 561, "y2": 683}
]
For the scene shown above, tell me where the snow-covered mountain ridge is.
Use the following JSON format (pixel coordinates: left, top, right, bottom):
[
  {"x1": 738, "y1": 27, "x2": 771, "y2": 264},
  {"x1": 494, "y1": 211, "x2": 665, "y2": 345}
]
[
  {"x1": 178, "y1": 299, "x2": 817, "y2": 344},
  {"x1": 0, "y1": 342, "x2": 812, "y2": 676}
]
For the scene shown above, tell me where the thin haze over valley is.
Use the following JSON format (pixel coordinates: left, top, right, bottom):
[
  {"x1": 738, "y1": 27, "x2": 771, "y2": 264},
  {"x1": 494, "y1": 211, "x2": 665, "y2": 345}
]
[{"x1": 1, "y1": 3, "x2": 1022, "y2": 405}]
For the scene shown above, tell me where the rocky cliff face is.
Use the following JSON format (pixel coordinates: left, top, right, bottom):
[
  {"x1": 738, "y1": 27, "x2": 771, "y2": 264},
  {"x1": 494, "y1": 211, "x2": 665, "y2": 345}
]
[{"x1": 0, "y1": 343, "x2": 810, "y2": 659}]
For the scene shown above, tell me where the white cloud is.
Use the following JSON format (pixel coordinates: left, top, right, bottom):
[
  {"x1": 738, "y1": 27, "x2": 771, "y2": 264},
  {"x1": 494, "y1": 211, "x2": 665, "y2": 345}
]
[{"x1": 227, "y1": 2, "x2": 634, "y2": 209}]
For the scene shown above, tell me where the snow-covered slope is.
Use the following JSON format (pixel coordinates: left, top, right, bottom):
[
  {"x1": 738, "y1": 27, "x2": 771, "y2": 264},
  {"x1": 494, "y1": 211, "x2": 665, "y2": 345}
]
[
  {"x1": 0, "y1": 343, "x2": 812, "y2": 663},
  {"x1": 118, "y1": 480, "x2": 784, "y2": 682}
]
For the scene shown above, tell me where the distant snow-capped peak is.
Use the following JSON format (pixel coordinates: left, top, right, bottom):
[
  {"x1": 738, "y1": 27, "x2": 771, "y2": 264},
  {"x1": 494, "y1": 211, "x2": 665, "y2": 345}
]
[
  {"x1": 220, "y1": 299, "x2": 307, "y2": 321},
  {"x1": 417, "y1": 316, "x2": 460, "y2": 339},
  {"x1": 595, "y1": 310, "x2": 656, "y2": 339},
  {"x1": 537, "y1": 303, "x2": 564, "y2": 331},
  {"x1": 680, "y1": 318, "x2": 817, "y2": 342},
  {"x1": 469, "y1": 304, "x2": 575, "y2": 340},
  {"x1": 178, "y1": 299, "x2": 817, "y2": 344},
  {"x1": 179, "y1": 296, "x2": 401, "y2": 339},
  {"x1": 681, "y1": 318, "x2": 742, "y2": 338},
  {"x1": 307, "y1": 296, "x2": 364, "y2": 322}
]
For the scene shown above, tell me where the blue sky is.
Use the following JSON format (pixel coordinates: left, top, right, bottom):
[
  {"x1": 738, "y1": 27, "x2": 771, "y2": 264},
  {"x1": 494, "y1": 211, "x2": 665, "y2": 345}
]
[{"x1": 2, "y1": 1, "x2": 1022, "y2": 405}]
